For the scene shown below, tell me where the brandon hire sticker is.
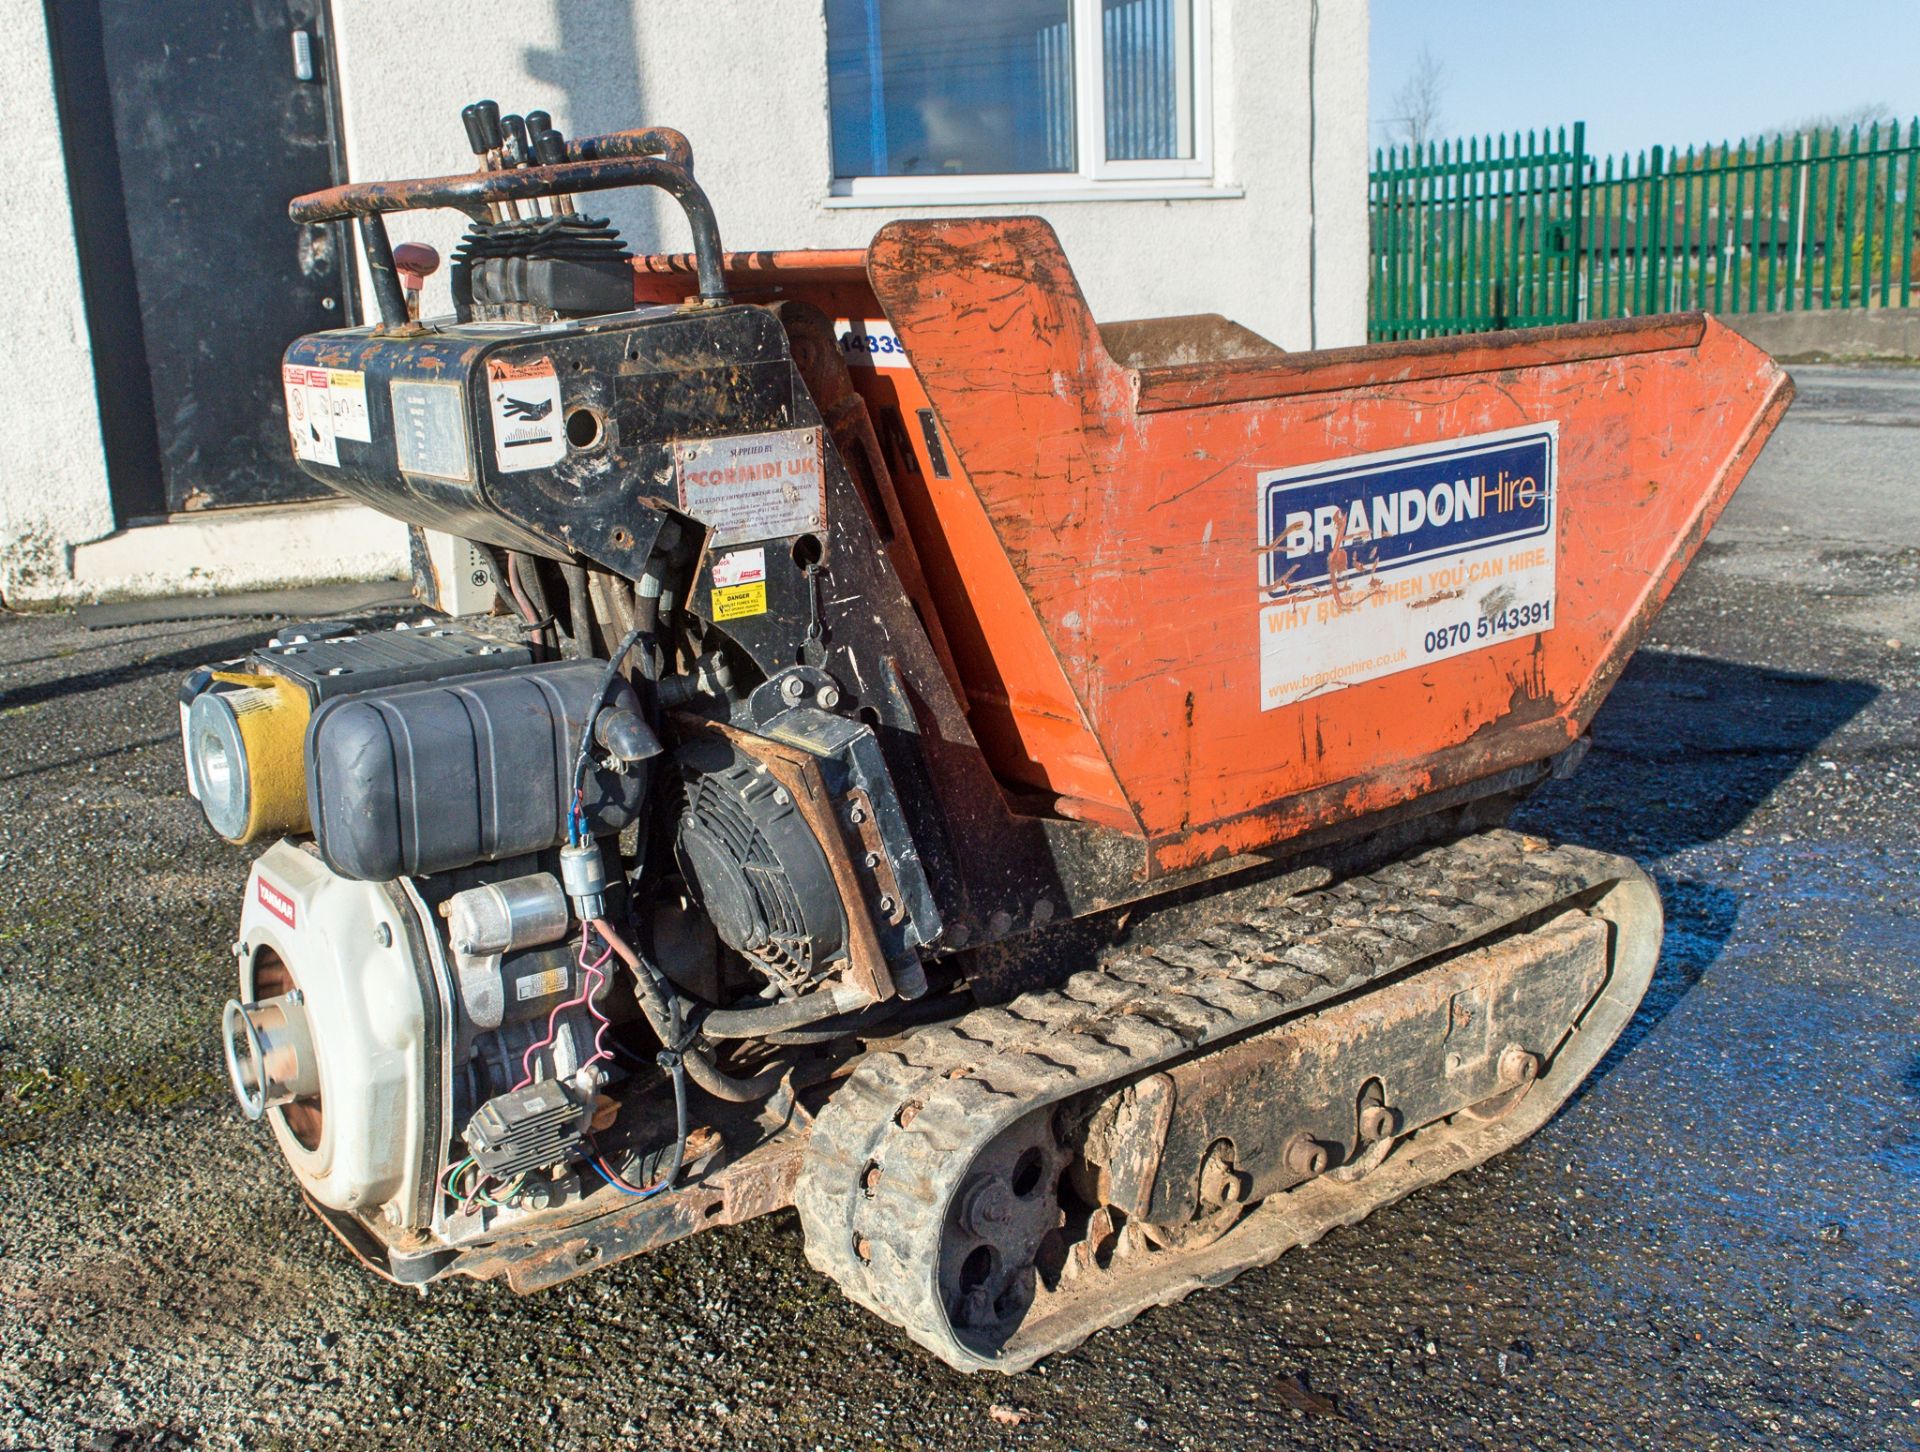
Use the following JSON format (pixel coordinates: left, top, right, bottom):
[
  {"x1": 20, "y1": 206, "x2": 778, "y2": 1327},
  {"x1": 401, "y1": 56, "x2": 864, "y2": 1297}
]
[
  {"x1": 709, "y1": 546, "x2": 768, "y2": 621},
  {"x1": 1257, "y1": 423, "x2": 1558, "y2": 710},
  {"x1": 486, "y1": 355, "x2": 565, "y2": 472}
]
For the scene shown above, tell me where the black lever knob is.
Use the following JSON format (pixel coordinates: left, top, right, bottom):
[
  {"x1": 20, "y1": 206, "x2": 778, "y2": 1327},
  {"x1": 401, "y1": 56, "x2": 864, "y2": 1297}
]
[
  {"x1": 525, "y1": 110, "x2": 552, "y2": 140},
  {"x1": 460, "y1": 103, "x2": 490, "y2": 156},
  {"x1": 470, "y1": 99, "x2": 503, "y2": 152},
  {"x1": 532, "y1": 127, "x2": 566, "y2": 166},
  {"x1": 500, "y1": 113, "x2": 531, "y2": 167}
]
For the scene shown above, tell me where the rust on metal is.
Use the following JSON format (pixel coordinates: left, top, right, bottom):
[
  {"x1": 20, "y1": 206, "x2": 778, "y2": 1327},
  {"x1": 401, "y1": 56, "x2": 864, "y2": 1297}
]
[
  {"x1": 1129, "y1": 314, "x2": 1709, "y2": 412},
  {"x1": 853, "y1": 217, "x2": 1790, "y2": 873},
  {"x1": 487, "y1": 1136, "x2": 807, "y2": 1293}
]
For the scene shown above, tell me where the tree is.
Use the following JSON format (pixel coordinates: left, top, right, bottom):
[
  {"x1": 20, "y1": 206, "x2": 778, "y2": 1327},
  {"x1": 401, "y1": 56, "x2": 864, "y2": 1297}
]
[
  {"x1": 1769, "y1": 103, "x2": 1893, "y2": 141},
  {"x1": 1390, "y1": 44, "x2": 1447, "y2": 151}
]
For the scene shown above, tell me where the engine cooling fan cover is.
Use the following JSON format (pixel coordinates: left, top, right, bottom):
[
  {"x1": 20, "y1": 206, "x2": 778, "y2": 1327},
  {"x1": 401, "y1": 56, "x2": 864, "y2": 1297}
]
[{"x1": 671, "y1": 736, "x2": 847, "y2": 995}]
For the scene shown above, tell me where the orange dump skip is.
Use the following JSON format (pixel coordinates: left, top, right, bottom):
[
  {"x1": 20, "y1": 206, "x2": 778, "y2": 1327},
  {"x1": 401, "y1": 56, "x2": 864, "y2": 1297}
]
[{"x1": 633, "y1": 218, "x2": 1792, "y2": 875}]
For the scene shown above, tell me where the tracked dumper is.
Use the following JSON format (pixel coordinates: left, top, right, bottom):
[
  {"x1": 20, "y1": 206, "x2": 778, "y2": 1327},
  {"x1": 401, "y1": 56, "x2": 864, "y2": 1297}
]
[{"x1": 186, "y1": 109, "x2": 1791, "y2": 1372}]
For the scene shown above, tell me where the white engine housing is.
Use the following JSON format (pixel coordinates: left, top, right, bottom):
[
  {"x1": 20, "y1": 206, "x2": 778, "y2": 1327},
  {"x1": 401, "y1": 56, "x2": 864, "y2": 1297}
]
[{"x1": 234, "y1": 841, "x2": 437, "y2": 1224}]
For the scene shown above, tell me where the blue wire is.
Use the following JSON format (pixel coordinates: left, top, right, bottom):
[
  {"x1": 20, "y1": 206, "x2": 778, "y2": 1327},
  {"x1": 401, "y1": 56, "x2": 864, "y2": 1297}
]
[{"x1": 584, "y1": 1152, "x2": 665, "y2": 1199}]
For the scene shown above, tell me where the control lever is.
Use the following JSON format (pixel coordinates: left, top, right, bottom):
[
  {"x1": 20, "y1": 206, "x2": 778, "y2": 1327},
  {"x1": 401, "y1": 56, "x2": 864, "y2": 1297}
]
[
  {"x1": 392, "y1": 242, "x2": 440, "y2": 322},
  {"x1": 532, "y1": 126, "x2": 573, "y2": 215},
  {"x1": 461, "y1": 101, "x2": 507, "y2": 221},
  {"x1": 501, "y1": 114, "x2": 536, "y2": 217}
]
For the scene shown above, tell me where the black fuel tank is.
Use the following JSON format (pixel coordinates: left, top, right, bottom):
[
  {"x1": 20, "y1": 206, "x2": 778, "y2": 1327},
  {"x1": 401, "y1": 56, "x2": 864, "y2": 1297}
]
[{"x1": 306, "y1": 660, "x2": 646, "y2": 881}]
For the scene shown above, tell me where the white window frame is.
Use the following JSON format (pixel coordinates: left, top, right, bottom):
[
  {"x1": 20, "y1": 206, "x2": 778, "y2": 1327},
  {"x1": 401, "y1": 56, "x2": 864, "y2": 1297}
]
[{"x1": 826, "y1": 0, "x2": 1232, "y2": 207}]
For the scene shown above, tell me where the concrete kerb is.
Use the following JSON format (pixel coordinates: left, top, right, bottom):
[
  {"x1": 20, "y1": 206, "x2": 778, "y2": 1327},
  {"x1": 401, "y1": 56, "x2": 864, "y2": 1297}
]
[{"x1": 1719, "y1": 307, "x2": 1920, "y2": 365}]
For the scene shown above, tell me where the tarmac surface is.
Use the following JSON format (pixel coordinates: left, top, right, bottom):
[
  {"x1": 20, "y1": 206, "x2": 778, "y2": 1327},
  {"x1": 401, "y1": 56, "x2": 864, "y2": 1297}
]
[{"x1": 1, "y1": 366, "x2": 1916, "y2": 1450}]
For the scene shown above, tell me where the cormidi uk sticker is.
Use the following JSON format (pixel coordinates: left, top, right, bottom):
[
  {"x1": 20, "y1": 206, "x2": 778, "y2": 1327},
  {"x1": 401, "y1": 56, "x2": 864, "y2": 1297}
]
[
  {"x1": 675, "y1": 427, "x2": 825, "y2": 548},
  {"x1": 486, "y1": 355, "x2": 566, "y2": 472},
  {"x1": 1257, "y1": 423, "x2": 1558, "y2": 710}
]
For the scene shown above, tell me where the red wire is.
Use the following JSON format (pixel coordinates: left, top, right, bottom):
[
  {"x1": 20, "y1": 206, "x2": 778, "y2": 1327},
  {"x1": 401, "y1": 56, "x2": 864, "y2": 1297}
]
[
  {"x1": 591, "y1": 1152, "x2": 664, "y2": 1196},
  {"x1": 513, "y1": 925, "x2": 615, "y2": 1092}
]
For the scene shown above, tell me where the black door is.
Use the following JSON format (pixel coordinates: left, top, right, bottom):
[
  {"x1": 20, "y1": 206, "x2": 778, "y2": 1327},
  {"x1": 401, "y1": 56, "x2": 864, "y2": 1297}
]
[{"x1": 50, "y1": 0, "x2": 353, "y2": 516}]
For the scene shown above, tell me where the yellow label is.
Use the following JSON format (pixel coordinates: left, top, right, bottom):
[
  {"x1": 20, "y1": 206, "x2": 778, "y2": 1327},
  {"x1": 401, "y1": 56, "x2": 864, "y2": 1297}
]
[
  {"x1": 515, "y1": 965, "x2": 571, "y2": 1002},
  {"x1": 711, "y1": 581, "x2": 768, "y2": 621}
]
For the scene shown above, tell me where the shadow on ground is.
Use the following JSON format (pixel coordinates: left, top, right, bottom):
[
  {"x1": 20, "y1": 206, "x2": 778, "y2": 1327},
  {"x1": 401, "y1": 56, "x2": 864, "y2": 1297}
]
[{"x1": 1516, "y1": 648, "x2": 1879, "y2": 1090}]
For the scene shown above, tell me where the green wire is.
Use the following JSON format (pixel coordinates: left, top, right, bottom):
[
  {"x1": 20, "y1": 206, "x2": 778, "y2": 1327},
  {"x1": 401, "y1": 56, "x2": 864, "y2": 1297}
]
[{"x1": 441, "y1": 1155, "x2": 529, "y2": 1211}]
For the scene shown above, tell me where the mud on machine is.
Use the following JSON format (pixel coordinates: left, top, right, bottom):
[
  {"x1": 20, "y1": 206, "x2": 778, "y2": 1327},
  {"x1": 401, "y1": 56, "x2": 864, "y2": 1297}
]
[{"x1": 182, "y1": 101, "x2": 1791, "y2": 1370}]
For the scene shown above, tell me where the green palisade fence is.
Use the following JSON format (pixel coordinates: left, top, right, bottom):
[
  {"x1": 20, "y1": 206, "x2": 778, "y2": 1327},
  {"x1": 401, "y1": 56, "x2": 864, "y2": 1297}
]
[{"x1": 1370, "y1": 118, "x2": 1920, "y2": 341}]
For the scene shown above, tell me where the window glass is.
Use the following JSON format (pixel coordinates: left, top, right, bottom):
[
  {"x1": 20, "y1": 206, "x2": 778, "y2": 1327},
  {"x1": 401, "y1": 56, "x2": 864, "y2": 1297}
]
[
  {"x1": 1102, "y1": 0, "x2": 1193, "y2": 161},
  {"x1": 827, "y1": 0, "x2": 1076, "y2": 177}
]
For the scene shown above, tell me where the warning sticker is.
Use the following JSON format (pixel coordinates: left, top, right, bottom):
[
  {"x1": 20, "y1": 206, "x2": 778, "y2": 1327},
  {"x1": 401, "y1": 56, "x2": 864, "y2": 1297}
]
[
  {"x1": 833, "y1": 317, "x2": 911, "y2": 370},
  {"x1": 327, "y1": 369, "x2": 371, "y2": 442},
  {"x1": 282, "y1": 364, "x2": 338, "y2": 467},
  {"x1": 515, "y1": 966, "x2": 570, "y2": 1003},
  {"x1": 392, "y1": 380, "x2": 472, "y2": 482},
  {"x1": 1257, "y1": 423, "x2": 1558, "y2": 710},
  {"x1": 674, "y1": 427, "x2": 825, "y2": 548},
  {"x1": 709, "y1": 546, "x2": 768, "y2": 621},
  {"x1": 486, "y1": 355, "x2": 565, "y2": 472}
]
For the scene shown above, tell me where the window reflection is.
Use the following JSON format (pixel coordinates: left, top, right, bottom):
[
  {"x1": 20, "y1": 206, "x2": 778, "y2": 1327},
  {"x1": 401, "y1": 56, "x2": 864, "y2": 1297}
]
[
  {"x1": 827, "y1": 0, "x2": 1077, "y2": 177},
  {"x1": 1103, "y1": 0, "x2": 1193, "y2": 162}
]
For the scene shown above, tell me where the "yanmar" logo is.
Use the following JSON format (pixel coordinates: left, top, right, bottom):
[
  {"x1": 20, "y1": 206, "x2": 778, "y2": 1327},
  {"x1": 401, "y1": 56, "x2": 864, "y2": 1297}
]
[{"x1": 257, "y1": 876, "x2": 296, "y2": 928}]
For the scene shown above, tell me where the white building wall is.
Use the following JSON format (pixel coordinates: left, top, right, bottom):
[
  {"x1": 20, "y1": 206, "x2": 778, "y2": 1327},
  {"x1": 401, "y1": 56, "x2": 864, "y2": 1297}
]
[
  {"x1": 0, "y1": 2, "x2": 117, "y2": 602},
  {"x1": 339, "y1": 0, "x2": 1369, "y2": 349},
  {"x1": 4, "y1": 0, "x2": 1368, "y2": 607}
]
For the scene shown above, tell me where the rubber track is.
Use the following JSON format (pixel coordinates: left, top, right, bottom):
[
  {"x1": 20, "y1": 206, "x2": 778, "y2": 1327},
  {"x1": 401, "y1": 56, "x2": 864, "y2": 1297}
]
[{"x1": 795, "y1": 830, "x2": 1645, "y2": 1371}]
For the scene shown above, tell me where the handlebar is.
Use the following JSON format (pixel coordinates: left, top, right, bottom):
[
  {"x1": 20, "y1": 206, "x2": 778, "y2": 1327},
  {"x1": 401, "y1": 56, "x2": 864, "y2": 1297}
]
[{"x1": 291, "y1": 126, "x2": 727, "y2": 323}]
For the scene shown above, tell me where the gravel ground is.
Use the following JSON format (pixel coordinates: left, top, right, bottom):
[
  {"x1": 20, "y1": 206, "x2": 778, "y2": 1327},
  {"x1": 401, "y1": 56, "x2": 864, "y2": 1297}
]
[{"x1": 1, "y1": 366, "x2": 1916, "y2": 1450}]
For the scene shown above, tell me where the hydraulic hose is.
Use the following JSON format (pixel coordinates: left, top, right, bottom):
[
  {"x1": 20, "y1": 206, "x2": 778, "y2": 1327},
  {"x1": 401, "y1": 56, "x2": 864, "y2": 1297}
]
[
  {"x1": 700, "y1": 982, "x2": 871, "y2": 1039},
  {"x1": 561, "y1": 562, "x2": 595, "y2": 658}
]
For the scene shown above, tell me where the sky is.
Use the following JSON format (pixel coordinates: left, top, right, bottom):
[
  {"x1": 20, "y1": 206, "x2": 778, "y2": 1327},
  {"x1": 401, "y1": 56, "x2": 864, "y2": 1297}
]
[{"x1": 1369, "y1": 0, "x2": 1920, "y2": 158}]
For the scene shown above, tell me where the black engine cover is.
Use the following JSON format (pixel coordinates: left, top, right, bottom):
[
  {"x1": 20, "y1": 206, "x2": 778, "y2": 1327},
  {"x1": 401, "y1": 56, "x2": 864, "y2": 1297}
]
[
  {"x1": 307, "y1": 659, "x2": 647, "y2": 881},
  {"x1": 280, "y1": 303, "x2": 800, "y2": 577}
]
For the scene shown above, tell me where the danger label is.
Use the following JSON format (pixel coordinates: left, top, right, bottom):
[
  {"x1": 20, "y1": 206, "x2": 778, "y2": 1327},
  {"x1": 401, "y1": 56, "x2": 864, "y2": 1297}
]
[
  {"x1": 486, "y1": 355, "x2": 565, "y2": 472},
  {"x1": 709, "y1": 546, "x2": 768, "y2": 621},
  {"x1": 1257, "y1": 424, "x2": 1558, "y2": 709},
  {"x1": 675, "y1": 428, "x2": 825, "y2": 548},
  {"x1": 282, "y1": 365, "x2": 338, "y2": 467}
]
